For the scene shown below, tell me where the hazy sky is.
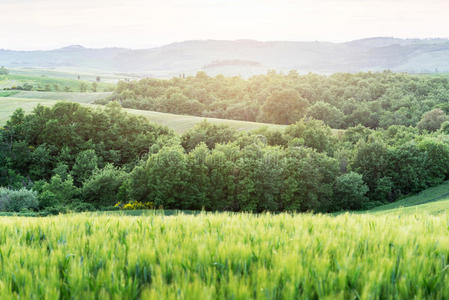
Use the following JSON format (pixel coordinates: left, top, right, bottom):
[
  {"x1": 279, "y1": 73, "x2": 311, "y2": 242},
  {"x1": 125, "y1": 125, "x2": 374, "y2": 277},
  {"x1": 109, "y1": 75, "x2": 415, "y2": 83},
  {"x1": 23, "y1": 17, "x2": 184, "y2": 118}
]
[{"x1": 1, "y1": 0, "x2": 449, "y2": 50}]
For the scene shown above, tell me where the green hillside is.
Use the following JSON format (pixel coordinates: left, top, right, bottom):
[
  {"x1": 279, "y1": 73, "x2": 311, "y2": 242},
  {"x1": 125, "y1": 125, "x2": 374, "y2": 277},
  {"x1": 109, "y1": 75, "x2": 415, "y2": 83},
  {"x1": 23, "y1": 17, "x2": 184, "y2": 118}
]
[
  {"x1": 120, "y1": 107, "x2": 286, "y2": 133},
  {"x1": 0, "y1": 96, "x2": 286, "y2": 133},
  {"x1": 366, "y1": 181, "x2": 449, "y2": 215}
]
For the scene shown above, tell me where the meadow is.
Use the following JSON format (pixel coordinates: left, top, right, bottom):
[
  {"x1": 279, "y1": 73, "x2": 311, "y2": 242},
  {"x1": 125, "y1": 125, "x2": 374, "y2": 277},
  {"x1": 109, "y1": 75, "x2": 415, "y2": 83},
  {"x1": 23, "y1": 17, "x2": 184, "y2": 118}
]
[
  {"x1": 0, "y1": 70, "x2": 115, "y2": 92},
  {"x1": 0, "y1": 209, "x2": 448, "y2": 299},
  {"x1": 0, "y1": 96, "x2": 286, "y2": 133},
  {"x1": 0, "y1": 95, "x2": 110, "y2": 124}
]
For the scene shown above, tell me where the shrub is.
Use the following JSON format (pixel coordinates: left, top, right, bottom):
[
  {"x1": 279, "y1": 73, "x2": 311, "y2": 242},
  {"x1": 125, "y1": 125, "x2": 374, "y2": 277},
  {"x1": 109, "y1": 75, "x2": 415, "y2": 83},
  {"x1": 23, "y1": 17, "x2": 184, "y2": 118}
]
[
  {"x1": 417, "y1": 109, "x2": 448, "y2": 132},
  {"x1": 116, "y1": 201, "x2": 154, "y2": 210},
  {"x1": 40, "y1": 175, "x2": 79, "y2": 207},
  {"x1": 334, "y1": 172, "x2": 369, "y2": 210},
  {"x1": 0, "y1": 188, "x2": 38, "y2": 212},
  {"x1": 71, "y1": 150, "x2": 99, "y2": 184},
  {"x1": 82, "y1": 164, "x2": 128, "y2": 207}
]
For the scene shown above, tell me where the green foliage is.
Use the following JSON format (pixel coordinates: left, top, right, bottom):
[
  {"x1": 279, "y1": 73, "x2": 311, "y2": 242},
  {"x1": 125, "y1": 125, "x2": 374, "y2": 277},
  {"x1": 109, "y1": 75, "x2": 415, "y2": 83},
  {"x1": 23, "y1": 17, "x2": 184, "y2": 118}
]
[
  {"x1": 261, "y1": 89, "x2": 309, "y2": 124},
  {"x1": 306, "y1": 101, "x2": 344, "y2": 128},
  {"x1": 417, "y1": 109, "x2": 448, "y2": 131},
  {"x1": 0, "y1": 187, "x2": 38, "y2": 212},
  {"x1": 109, "y1": 71, "x2": 449, "y2": 129},
  {"x1": 335, "y1": 172, "x2": 369, "y2": 210},
  {"x1": 82, "y1": 164, "x2": 128, "y2": 207},
  {"x1": 5, "y1": 91, "x2": 449, "y2": 213},
  {"x1": 71, "y1": 150, "x2": 99, "y2": 184},
  {"x1": 39, "y1": 175, "x2": 79, "y2": 208},
  {"x1": 440, "y1": 121, "x2": 449, "y2": 134},
  {"x1": 284, "y1": 119, "x2": 334, "y2": 153},
  {"x1": 128, "y1": 146, "x2": 189, "y2": 209},
  {"x1": 181, "y1": 121, "x2": 238, "y2": 152}
]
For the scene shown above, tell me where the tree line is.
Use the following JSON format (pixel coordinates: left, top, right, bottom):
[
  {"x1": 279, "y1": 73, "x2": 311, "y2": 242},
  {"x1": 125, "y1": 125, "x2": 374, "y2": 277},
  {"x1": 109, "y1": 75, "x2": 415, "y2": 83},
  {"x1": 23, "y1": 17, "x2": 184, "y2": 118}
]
[
  {"x1": 2, "y1": 101, "x2": 449, "y2": 215},
  {"x1": 104, "y1": 71, "x2": 449, "y2": 131}
]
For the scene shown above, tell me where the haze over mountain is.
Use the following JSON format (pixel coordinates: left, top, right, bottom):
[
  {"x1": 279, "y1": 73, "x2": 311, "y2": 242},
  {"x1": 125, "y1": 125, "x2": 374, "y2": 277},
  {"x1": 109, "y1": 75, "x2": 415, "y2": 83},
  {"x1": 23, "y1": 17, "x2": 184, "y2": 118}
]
[{"x1": 1, "y1": 37, "x2": 449, "y2": 77}]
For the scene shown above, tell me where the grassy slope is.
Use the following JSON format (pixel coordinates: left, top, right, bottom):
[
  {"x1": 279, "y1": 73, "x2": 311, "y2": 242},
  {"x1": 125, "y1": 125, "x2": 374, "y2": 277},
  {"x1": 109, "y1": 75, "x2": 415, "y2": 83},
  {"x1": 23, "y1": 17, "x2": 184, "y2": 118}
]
[
  {"x1": 0, "y1": 95, "x2": 110, "y2": 124},
  {"x1": 0, "y1": 95, "x2": 286, "y2": 133},
  {"x1": 366, "y1": 181, "x2": 449, "y2": 215},
  {"x1": 122, "y1": 107, "x2": 286, "y2": 133}
]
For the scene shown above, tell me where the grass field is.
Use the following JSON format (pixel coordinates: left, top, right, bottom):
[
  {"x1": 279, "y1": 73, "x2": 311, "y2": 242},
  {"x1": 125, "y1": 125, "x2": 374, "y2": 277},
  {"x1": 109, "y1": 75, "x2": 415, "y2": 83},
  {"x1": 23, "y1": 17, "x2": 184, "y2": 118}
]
[
  {"x1": 123, "y1": 107, "x2": 287, "y2": 133},
  {"x1": 0, "y1": 71, "x2": 114, "y2": 92},
  {"x1": 0, "y1": 211, "x2": 448, "y2": 299},
  {"x1": 366, "y1": 180, "x2": 449, "y2": 215},
  {"x1": 0, "y1": 96, "x2": 286, "y2": 133},
  {"x1": 8, "y1": 67, "x2": 134, "y2": 83},
  {"x1": 0, "y1": 95, "x2": 111, "y2": 124}
]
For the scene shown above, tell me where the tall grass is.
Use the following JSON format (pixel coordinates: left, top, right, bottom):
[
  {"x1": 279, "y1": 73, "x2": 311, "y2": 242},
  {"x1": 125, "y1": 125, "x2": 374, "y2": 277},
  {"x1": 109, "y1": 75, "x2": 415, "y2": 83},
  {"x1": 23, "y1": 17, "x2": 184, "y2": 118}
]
[{"x1": 0, "y1": 212, "x2": 448, "y2": 299}]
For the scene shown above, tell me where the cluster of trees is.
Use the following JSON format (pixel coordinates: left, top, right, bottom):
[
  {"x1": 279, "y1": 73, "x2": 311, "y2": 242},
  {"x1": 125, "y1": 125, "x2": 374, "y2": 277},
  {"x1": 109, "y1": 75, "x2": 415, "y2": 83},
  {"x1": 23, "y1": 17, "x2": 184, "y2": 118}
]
[
  {"x1": 0, "y1": 102, "x2": 172, "y2": 213},
  {"x1": 106, "y1": 71, "x2": 449, "y2": 130},
  {"x1": 79, "y1": 82, "x2": 99, "y2": 92},
  {"x1": 2, "y1": 102, "x2": 449, "y2": 214}
]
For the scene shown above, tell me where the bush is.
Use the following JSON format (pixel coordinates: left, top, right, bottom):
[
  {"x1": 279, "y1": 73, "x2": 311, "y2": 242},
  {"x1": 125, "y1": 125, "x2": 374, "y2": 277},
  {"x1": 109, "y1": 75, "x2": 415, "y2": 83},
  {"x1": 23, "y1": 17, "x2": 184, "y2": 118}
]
[
  {"x1": 417, "y1": 109, "x2": 448, "y2": 132},
  {"x1": 82, "y1": 164, "x2": 128, "y2": 207},
  {"x1": 40, "y1": 175, "x2": 79, "y2": 208},
  {"x1": 334, "y1": 172, "x2": 369, "y2": 210},
  {"x1": 0, "y1": 188, "x2": 38, "y2": 212},
  {"x1": 116, "y1": 201, "x2": 154, "y2": 210}
]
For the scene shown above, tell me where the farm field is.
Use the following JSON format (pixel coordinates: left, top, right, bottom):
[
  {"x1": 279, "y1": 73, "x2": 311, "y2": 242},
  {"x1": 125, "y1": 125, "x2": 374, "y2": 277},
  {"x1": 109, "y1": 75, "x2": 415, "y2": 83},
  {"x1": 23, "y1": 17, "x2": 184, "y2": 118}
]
[{"x1": 0, "y1": 209, "x2": 448, "y2": 299}]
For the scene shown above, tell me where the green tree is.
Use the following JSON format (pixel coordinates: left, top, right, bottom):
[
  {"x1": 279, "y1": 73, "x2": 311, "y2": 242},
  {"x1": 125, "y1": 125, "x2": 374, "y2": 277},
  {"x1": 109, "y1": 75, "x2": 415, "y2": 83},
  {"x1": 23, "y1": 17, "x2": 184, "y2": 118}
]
[
  {"x1": 306, "y1": 102, "x2": 344, "y2": 128},
  {"x1": 334, "y1": 172, "x2": 369, "y2": 210},
  {"x1": 71, "y1": 150, "x2": 99, "y2": 184},
  {"x1": 417, "y1": 109, "x2": 448, "y2": 132},
  {"x1": 82, "y1": 164, "x2": 128, "y2": 207},
  {"x1": 261, "y1": 89, "x2": 309, "y2": 125},
  {"x1": 39, "y1": 175, "x2": 79, "y2": 208},
  {"x1": 181, "y1": 121, "x2": 237, "y2": 152}
]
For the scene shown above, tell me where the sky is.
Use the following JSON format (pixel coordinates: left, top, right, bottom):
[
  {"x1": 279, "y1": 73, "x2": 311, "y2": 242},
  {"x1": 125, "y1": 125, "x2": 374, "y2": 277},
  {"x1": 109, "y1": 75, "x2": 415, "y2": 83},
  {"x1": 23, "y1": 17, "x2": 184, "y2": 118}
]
[{"x1": 1, "y1": 0, "x2": 449, "y2": 50}]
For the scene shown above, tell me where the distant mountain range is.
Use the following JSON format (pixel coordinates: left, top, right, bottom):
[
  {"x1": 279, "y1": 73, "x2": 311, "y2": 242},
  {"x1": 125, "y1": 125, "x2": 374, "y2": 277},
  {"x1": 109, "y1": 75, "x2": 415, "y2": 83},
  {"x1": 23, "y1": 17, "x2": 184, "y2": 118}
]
[{"x1": 1, "y1": 37, "x2": 449, "y2": 77}]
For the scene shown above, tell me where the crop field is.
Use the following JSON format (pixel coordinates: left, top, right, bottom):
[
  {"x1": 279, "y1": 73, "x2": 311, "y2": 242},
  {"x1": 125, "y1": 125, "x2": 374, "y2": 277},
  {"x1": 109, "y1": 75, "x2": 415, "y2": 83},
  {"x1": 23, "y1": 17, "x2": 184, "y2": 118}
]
[{"x1": 0, "y1": 210, "x2": 447, "y2": 299}]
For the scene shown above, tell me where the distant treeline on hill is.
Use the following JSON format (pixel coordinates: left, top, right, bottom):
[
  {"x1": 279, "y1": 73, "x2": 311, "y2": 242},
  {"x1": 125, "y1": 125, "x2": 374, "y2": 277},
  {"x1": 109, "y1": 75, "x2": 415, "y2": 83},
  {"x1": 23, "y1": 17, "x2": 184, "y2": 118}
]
[
  {"x1": 102, "y1": 71, "x2": 449, "y2": 131},
  {"x1": 2, "y1": 102, "x2": 449, "y2": 215}
]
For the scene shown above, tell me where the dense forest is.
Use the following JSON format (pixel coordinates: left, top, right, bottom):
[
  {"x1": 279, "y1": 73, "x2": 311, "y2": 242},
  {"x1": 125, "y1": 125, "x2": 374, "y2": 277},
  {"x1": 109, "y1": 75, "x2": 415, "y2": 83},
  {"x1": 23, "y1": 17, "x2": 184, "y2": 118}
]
[
  {"x1": 104, "y1": 71, "x2": 449, "y2": 130},
  {"x1": 2, "y1": 97, "x2": 449, "y2": 215}
]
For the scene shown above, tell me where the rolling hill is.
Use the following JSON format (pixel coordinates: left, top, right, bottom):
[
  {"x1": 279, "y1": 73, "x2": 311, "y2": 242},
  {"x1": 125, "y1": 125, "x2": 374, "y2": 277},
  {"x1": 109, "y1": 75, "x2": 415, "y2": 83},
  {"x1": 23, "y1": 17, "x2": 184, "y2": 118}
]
[{"x1": 1, "y1": 38, "x2": 449, "y2": 77}]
